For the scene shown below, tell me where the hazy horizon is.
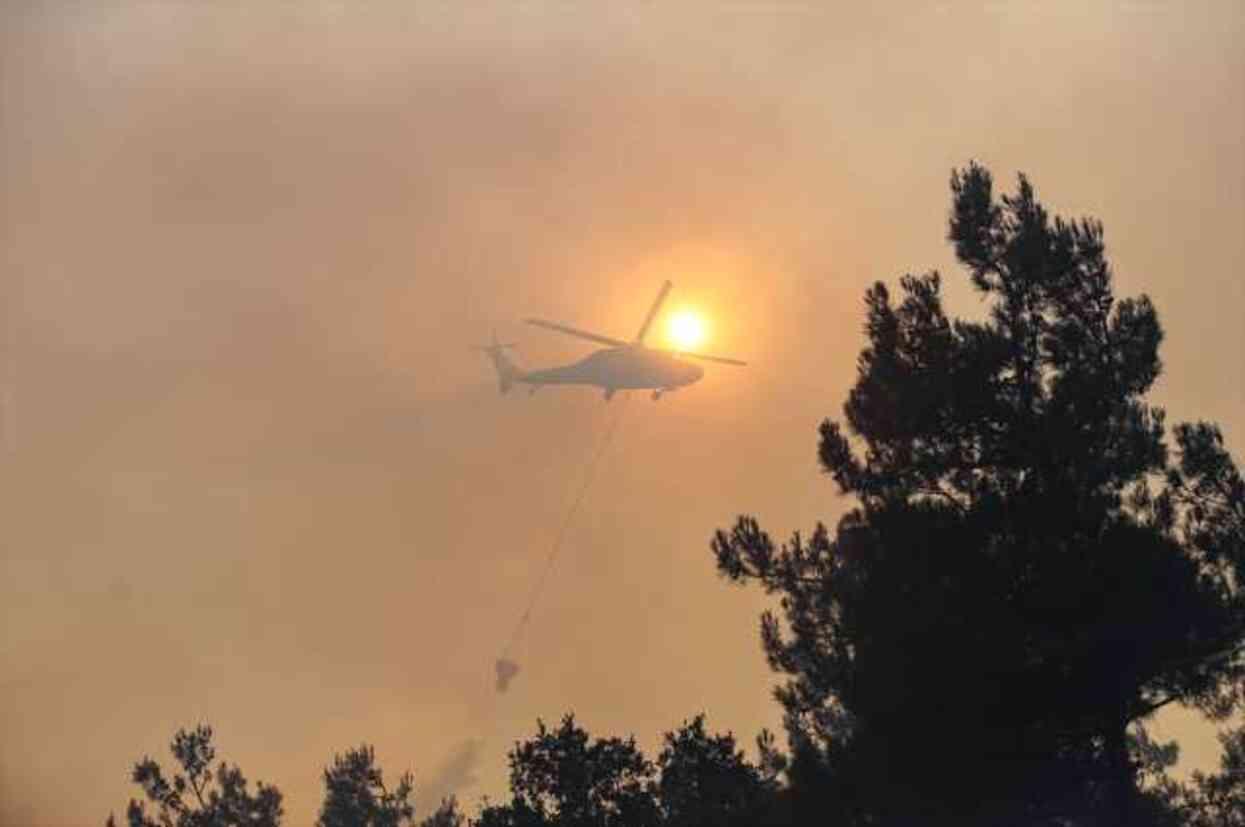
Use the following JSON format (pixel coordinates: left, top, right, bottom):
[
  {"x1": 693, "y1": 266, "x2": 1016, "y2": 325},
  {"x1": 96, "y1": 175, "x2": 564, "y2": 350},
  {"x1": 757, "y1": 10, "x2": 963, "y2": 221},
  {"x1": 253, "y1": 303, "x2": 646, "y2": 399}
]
[{"x1": 2, "y1": 3, "x2": 1242, "y2": 824}]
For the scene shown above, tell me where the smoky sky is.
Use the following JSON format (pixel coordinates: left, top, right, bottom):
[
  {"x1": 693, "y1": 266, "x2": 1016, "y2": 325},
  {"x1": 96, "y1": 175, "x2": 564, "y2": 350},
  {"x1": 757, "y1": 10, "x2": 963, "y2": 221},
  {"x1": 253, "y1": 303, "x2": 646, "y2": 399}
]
[{"x1": 2, "y1": 3, "x2": 1243, "y2": 825}]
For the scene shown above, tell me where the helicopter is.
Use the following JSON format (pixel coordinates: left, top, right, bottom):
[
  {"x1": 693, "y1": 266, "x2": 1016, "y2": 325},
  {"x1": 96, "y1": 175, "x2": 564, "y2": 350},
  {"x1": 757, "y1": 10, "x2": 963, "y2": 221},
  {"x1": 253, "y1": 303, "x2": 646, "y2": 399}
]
[{"x1": 479, "y1": 281, "x2": 746, "y2": 401}]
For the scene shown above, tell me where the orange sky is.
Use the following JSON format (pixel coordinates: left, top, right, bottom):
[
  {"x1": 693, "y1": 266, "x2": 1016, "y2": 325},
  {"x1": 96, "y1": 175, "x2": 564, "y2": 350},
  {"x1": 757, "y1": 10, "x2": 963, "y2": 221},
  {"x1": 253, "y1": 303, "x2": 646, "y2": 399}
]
[{"x1": 2, "y1": 3, "x2": 1242, "y2": 824}]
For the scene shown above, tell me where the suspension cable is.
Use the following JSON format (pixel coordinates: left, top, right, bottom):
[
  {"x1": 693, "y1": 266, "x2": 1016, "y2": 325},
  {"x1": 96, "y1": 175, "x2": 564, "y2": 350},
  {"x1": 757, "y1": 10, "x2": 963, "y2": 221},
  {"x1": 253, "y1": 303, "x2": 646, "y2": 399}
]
[{"x1": 498, "y1": 394, "x2": 633, "y2": 672}]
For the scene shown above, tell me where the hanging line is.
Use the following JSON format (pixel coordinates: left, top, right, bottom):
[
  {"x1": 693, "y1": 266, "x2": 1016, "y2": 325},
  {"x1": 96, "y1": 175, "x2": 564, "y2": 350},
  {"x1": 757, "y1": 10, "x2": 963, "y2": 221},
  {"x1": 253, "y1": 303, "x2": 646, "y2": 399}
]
[{"x1": 500, "y1": 393, "x2": 633, "y2": 661}]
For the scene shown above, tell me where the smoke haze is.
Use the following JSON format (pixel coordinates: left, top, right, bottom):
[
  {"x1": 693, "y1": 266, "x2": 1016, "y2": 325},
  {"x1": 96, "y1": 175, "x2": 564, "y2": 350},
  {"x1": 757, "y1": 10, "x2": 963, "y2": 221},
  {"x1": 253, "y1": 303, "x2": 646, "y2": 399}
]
[{"x1": 2, "y1": 3, "x2": 1242, "y2": 824}]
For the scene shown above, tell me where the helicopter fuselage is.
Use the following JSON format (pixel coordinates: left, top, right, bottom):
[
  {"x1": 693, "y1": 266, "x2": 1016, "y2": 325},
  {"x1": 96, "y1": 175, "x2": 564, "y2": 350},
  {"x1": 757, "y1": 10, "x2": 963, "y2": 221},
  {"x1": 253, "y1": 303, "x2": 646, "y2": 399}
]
[{"x1": 521, "y1": 346, "x2": 703, "y2": 395}]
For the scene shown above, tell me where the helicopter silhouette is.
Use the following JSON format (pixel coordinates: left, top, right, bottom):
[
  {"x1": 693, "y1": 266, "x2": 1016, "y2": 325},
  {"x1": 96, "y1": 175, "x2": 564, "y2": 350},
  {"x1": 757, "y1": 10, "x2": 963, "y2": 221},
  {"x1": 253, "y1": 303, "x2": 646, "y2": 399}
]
[{"x1": 479, "y1": 281, "x2": 746, "y2": 401}]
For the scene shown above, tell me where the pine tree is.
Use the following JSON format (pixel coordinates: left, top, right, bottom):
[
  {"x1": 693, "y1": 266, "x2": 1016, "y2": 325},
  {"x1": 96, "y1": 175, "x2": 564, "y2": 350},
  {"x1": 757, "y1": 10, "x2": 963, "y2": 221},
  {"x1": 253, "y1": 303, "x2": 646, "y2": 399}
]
[{"x1": 713, "y1": 163, "x2": 1245, "y2": 825}]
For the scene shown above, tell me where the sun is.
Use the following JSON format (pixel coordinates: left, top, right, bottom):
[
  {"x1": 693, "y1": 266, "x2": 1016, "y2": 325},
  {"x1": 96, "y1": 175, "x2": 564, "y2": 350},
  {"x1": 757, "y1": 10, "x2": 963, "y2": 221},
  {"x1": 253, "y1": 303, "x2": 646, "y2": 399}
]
[{"x1": 667, "y1": 310, "x2": 707, "y2": 352}]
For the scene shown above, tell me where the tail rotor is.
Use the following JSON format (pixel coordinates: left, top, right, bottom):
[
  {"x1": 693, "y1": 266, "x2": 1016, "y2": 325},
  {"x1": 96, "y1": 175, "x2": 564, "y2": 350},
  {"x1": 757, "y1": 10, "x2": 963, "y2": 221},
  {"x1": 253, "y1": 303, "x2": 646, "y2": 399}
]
[
  {"x1": 473, "y1": 330, "x2": 518, "y2": 354},
  {"x1": 475, "y1": 331, "x2": 524, "y2": 393}
]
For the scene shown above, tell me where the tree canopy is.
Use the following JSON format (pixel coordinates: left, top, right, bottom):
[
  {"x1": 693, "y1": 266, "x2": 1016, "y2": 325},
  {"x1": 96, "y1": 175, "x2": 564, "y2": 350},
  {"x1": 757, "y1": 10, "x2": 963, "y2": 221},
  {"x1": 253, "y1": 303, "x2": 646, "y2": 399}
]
[
  {"x1": 474, "y1": 714, "x2": 781, "y2": 827},
  {"x1": 107, "y1": 725, "x2": 283, "y2": 827},
  {"x1": 713, "y1": 162, "x2": 1245, "y2": 825},
  {"x1": 317, "y1": 745, "x2": 415, "y2": 827}
]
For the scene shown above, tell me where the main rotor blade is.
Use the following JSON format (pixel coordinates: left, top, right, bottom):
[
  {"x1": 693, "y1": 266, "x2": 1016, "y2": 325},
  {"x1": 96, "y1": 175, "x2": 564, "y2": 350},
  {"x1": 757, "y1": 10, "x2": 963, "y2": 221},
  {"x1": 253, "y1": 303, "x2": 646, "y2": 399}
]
[
  {"x1": 523, "y1": 319, "x2": 627, "y2": 348},
  {"x1": 675, "y1": 350, "x2": 748, "y2": 366},
  {"x1": 633, "y1": 280, "x2": 673, "y2": 345}
]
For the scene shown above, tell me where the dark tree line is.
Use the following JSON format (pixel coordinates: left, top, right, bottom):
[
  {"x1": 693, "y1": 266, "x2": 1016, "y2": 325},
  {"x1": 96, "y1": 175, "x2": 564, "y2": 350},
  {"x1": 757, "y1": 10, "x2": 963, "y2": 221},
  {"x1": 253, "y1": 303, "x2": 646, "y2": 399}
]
[
  {"x1": 107, "y1": 717, "x2": 780, "y2": 827},
  {"x1": 108, "y1": 165, "x2": 1244, "y2": 825}
]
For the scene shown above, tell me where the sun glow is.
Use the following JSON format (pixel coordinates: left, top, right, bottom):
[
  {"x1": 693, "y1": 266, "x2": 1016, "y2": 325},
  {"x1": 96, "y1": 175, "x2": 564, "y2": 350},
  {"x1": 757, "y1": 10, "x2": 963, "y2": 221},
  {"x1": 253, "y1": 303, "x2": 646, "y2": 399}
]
[{"x1": 667, "y1": 310, "x2": 707, "y2": 352}]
